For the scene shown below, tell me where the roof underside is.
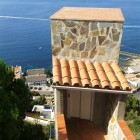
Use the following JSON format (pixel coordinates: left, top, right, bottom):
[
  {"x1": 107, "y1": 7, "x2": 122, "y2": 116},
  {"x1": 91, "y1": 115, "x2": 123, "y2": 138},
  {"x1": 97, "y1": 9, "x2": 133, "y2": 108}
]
[
  {"x1": 50, "y1": 7, "x2": 124, "y2": 22},
  {"x1": 53, "y1": 57, "x2": 131, "y2": 93}
]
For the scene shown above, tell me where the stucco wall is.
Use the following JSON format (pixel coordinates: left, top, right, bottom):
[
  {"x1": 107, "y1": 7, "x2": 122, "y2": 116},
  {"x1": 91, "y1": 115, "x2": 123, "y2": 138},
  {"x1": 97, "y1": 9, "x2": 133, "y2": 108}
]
[{"x1": 51, "y1": 20, "x2": 123, "y2": 63}]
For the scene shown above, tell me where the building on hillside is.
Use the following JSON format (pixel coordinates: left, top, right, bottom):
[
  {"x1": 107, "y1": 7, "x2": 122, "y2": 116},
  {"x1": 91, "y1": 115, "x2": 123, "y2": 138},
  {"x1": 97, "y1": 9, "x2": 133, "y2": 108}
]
[
  {"x1": 50, "y1": 7, "x2": 135, "y2": 140},
  {"x1": 25, "y1": 68, "x2": 47, "y2": 87},
  {"x1": 27, "y1": 68, "x2": 45, "y2": 75},
  {"x1": 13, "y1": 65, "x2": 22, "y2": 79},
  {"x1": 126, "y1": 64, "x2": 140, "y2": 74}
]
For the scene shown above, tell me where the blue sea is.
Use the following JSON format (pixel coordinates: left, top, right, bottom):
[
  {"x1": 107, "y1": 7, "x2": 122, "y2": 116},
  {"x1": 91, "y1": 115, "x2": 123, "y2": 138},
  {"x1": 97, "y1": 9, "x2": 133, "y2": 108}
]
[{"x1": 0, "y1": 0, "x2": 140, "y2": 71}]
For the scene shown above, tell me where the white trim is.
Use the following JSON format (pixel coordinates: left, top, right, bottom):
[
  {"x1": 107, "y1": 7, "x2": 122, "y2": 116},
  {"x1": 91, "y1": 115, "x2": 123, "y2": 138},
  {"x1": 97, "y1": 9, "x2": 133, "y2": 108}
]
[{"x1": 52, "y1": 86, "x2": 132, "y2": 94}]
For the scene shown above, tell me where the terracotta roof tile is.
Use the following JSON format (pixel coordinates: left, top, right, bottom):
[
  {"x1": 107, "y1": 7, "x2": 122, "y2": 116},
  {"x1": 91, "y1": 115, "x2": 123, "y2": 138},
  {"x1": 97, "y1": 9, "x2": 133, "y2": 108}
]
[{"x1": 53, "y1": 57, "x2": 131, "y2": 91}]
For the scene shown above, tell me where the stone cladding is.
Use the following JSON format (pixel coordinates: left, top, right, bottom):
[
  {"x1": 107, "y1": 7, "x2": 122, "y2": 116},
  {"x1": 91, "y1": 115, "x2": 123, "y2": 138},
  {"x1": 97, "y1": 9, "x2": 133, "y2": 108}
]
[{"x1": 51, "y1": 20, "x2": 123, "y2": 63}]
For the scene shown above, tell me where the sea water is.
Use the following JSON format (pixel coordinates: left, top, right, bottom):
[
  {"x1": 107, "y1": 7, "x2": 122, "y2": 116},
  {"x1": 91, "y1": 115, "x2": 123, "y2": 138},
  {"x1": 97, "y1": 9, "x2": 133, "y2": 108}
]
[{"x1": 0, "y1": 0, "x2": 140, "y2": 71}]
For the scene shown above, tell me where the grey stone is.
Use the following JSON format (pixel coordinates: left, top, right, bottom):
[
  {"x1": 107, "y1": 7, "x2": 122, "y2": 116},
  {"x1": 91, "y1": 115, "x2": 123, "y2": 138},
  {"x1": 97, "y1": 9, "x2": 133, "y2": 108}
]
[
  {"x1": 60, "y1": 33, "x2": 65, "y2": 40},
  {"x1": 90, "y1": 48, "x2": 98, "y2": 58},
  {"x1": 102, "y1": 38, "x2": 111, "y2": 46},
  {"x1": 98, "y1": 36, "x2": 106, "y2": 45},
  {"x1": 63, "y1": 21, "x2": 76, "y2": 27},
  {"x1": 113, "y1": 32, "x2": 120, "y2": 42},
  {"x1": 61, "y1": 40, "x2": 64, "y2": 48},
  {"x1": 80, "y1": 22, "x2": 89, "y2": 35},
  {"x1": 91, "y1": 37, "x2": 97, "y2": 48},
  {"x1": 52, "y1": 47, "x2": 61, "y2": 56},
  {"x1": 70, "y1": 42, "x2": 77, "y2": 50},
  {"x1": 90, "y1": 22, "x2": 98, "y2": 31},
  {"x1": 57, "y1": 26, "x2": 66, "y2": 33},
  {"x1": 67, "y1": 32, "x2": 76, "y2": 40},
  {"x1": 99, "y1": 22, "x2": 112, "y2": 28},
  {"x1": 79, "y1": 42, "x2": 85, "y2": 51},
  {"x1": 116, "y1": 23, "x2": 123, "y2": 30},
  {"x1": 106, "y1": 27, "x2": 110, "y2": 35},
  {"x1": 70, "y1": 27, "x2": 78, "y2": 35},
  {"x1": 85, "y1": 37, "x2": 91, "y2": 51},
  {"x1": 112, "y1": 28, "x2": 118, "y2": 34},
  {"x1": 53, "y1": 35, "x2": 61, "y2": 47}
]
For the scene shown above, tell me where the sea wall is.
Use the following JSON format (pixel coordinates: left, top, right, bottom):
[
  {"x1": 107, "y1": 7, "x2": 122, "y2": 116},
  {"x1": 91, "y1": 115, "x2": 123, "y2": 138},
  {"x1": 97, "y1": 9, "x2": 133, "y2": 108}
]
[{"x1": 51, "y1": 20, "x2": 123, "y2": 63}]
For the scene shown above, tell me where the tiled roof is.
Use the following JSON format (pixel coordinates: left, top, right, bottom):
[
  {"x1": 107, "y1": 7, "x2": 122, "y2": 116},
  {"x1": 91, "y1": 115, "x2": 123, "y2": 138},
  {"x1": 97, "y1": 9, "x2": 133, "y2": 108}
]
[
  {"x1": 50, "y1": 7, "x2": 124, "y2": 22},
  {"x1": 53, "y1": 57, "x2": 131, "y2": 91}
]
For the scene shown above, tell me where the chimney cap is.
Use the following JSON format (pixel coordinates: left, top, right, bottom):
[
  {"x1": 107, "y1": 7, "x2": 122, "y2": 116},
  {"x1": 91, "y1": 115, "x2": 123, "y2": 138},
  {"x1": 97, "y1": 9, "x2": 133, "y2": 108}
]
[{"x1": 50, "y1": 7, "x2": 124, "y2": 22}]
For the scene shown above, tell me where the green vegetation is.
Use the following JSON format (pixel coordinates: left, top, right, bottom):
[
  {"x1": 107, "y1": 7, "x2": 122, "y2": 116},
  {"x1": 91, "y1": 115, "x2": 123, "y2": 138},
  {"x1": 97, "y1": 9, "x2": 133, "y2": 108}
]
[
  {"x1": 0, "y1": 60, "x2": 54, "y2": 140},
  {"x1": 125, "y1": 95, "x2": 140, "y2": 139}
]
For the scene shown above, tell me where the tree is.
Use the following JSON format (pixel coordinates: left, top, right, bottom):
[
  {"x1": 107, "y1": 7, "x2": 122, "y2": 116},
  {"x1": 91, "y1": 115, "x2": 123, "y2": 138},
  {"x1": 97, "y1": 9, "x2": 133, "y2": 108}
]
[{"x1": 0, "y1": 60, "x2": 31, "y2": 140}]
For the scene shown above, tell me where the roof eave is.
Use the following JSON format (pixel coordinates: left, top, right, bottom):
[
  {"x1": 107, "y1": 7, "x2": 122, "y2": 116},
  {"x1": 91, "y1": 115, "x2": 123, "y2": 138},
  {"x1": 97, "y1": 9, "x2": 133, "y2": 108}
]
[{"x1": 52, "y1": 85, "x2": 132, "y2": 94}]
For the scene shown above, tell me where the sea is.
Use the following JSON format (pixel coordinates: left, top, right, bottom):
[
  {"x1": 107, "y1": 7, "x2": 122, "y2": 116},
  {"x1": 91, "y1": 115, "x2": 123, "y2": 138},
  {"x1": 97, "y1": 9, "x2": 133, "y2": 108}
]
[{"x1": 0, "y1": 0, "x2": 140, "y2": 72}]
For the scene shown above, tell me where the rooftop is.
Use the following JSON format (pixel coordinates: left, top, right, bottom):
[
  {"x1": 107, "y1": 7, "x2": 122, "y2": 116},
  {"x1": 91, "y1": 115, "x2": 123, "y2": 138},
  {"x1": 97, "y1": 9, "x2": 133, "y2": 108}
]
[
  {"x1": 50, "y1": 7, "x2": 124, "y2": 22},
  {"x1": 27, "y1": 68, "x2": 45, "y2": 75},
  {"x1": 53, "y1": 57, "x2": 131, "y2": 91}
]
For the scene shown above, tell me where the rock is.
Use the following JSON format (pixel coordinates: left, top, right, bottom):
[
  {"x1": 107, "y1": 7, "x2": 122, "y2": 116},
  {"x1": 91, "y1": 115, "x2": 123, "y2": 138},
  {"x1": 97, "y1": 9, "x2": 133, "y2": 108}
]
[
  {"x1": 106, "y1": 27, "x2": 110, "y2": 35},
  {"x1": 79, "y1": 42, "x2": 85, "y2": 51},
  {"x1": 63, "y1": 21, "x2": 76, "y2": 27},
  {"x1": 112, "y1": 28, "x2": 118, "y2": 34},
  {"x1": 98, "y1": 36, "x2": 106, "y2": 45},
  {"x1": 61, "y1": 40, "x2": 64, "y2": 48},
  {"x1": 90, "y1": 22, "x2": 98, "y2": 31},
  {"x1": 81, "y1": 51, "x2": 88, "y2": 58},
  {"x1": 60, "y1": 33, "x2": 65, "y2": 40},
  {"x1": 90, "y1": 48, "x2": 98, "y2": 58},
  {"x1": 64, "y1": 37, "x2": 71, "y2": 45},
  {"x1": 99, "y1": 22, "x2": 112, "y2": 28},
  {"x1": 52, "y1": 47, "x2": 61, "y2": 56},
  {"x1": 80, "y1": 22, "x2": 89, "y2": 35},
  {"x1": 92, "y1": 31, "x2": 99, "y2": 36},
  {"x1": 70, "y1": 42, "x2": 77, "y2": 50},
  {"x1": 70, "y1": 27, "x2": 78, "y2": 35},
  {"x1": 85, "y1": 37, "x2": 91, "y2": 51},
  {"x1": 67, "y1": 32, "x2": 76, "y2": 40},
  {"x1": 53, "y1": 35, "x2": 61, "y2": 47},
  {"x1": 98, "y1": 47, "x2": 105, "y2": 55},
  {"x1": 113, "y1": 32, "x2": 120, "y2": 42}
]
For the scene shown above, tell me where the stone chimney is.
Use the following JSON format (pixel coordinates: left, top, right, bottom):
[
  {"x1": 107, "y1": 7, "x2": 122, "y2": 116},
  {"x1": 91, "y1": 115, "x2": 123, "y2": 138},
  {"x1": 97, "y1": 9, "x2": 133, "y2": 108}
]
[{"x1": 50, "y1": 7, "x2": 124, "y2": 63}]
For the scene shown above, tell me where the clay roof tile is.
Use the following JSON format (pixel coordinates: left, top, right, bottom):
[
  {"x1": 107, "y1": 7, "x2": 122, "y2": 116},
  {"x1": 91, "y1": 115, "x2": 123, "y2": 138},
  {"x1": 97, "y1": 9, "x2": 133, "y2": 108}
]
[
  {"x1": 102, "y1": 62, "x2": 113, "y2": 73},
  {"x1": 60, "y1": 58, "x2": 69, "y2": 68},
  {"x1": 70, "y1": 67, "x2": 80, "y2": 79},
  {"x1": 77, "y1": 60, "x2": 86, "y2": 70},
  {"x1": 53, "y1": 66, "x2": 61, "y2": 77},
  {"x1": 81, "y1": 79, "x2": 91, "y2": 87},
  {"x1": 62, "y1": 77, "x2": 71, "y2": 85},
  {"x1": 69, "y1": 59, "x2": 78, "y2": 69},
  {"x1": 91, "y1": 80, "x2": 100, "y2": 88},
  {"x1": 71, "y1": 78, "x2": 81, "y2": 86},
  {"x1": 53, "y1": 57, "x2": 60, "y2": 67},
  {"x1": 94, "y1": 61, "x2": 104, "y2": 72},
  {"x1": 79, "y1": 69, "x2": 89, "y2": 80},
  {"x1": 61, "y1": 67, "x2": 71, "y2": 78},
  {"x1": 53, "y1": 76, "x2": 62, "y2": 85},
  {"x1": 111, "y1": 62, "x2": 122, "y2": 73},
  {"x1": 85, "y1": 61, "x2": 95, "y2": 71}
]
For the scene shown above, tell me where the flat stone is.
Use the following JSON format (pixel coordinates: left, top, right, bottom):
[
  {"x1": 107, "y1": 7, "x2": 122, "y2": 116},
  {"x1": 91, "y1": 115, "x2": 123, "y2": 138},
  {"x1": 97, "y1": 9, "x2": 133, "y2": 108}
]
[
  {"x1": 71, "y1": 51, "x2": 76, "y2": 58},
  {"x1": 80, "y1": 22, "x2": 89, "y2": 35},
  {"x1": 64, "y1": 37, "x2": 71, "y2": 45},
  {"x1": 98, "y1": 47, "x2": 105, "y2": 55},
  {"x1": 116, "y1": 23, "x2": 123, "y2": 30},
  {"x1": 63, "y1": 21, "x2": 76, "y2": 27},
  {"x1": 81, "y1": 51, "x2": 88, "y2": 58},
  {"x1": 101, "y1": 28, "x2": 106, "y2": 35},
  {"x1": 90, "y1": 48, "x2": 98, "y2": 58},
  {"x1": 79, "y1": 42, "x2": 85, "y2": 51},
  {"x1": 67, "y1": 32, "x2": 76, "y2": 40},
  {"x1": 70, "y1": 27, "x2": 78, "y2": 35},
  {"x1": 92, "y1": 31, "x2": 99, "y2": 36},
  {"x1": 113, "y1": 32, "x2": 120, "y2": 41},
  {"x1": 91, "y1": 37, "x2": 97, "y2": 48},
  {"x1": 57, "y1": 26, "x2": 66, "y2": 33},
  {"x1": 106, "y1": 27, "x2": 110, "y2": 35},
  {"x1": 60, "y1": 33, "x2": 65, "y2": 40},
  {"x1": 112, "y1": 28, "x2": 118, "y2": 34},
  {"x1": 98, "y1": 36, "x2": 106, "y2": 45},
  {"x1": 53, "y1": 35, "x2": 61, "y2": 46},
  {"x1": 102, "y1": 38, "x2": 110, "y2": 46},
  {"x1": 85, "y1": 37, "x2": 91, "y2": 51},
  {"x1": 90, "y1": 22, "x2": 98, "y2": 31},
  {"x1": 52, "y1": 47, "x2": 61, "y2": 56},
  {"x1": 99, "y1": 22, "x2": 112, "y2": 28},
  {"x1": 61, "y1": 40, "x2": 64, "y2": 48},
  {"x1": 70, "y1": 42, "x2": 77, "y2": 50}
]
